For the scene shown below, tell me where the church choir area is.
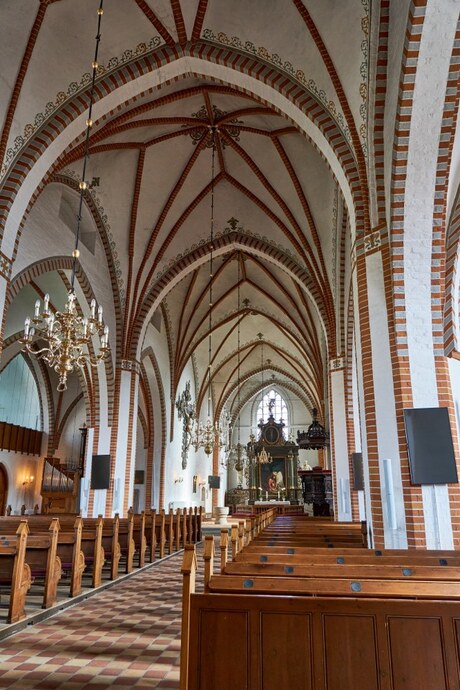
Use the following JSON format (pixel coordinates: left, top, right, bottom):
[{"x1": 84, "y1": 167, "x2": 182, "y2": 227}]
[{"x1": 1, "y1": 0, "x2": 460, "y2": 688}]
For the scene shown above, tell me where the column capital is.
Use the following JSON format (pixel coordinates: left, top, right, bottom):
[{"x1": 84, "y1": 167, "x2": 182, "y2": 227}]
[
  {"x1": 0, "y1": 251, "x2": 12, "y2": 282},
  {"x1": 329, "y1": 356, "x2": 345, "y2": 371},
  {"x1": 119, "y1": 359, "x2": 141, "y2": 375}
]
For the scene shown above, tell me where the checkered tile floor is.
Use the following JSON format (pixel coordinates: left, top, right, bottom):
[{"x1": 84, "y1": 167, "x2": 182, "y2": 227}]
[{"x1": 0, "y1": 549, "x2": 204, "y2": 689}]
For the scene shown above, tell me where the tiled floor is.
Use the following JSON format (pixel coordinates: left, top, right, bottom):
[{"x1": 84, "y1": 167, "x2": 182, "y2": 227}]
[{"x1": 0, "y1": 549, "x2": 200, "y2": 689}]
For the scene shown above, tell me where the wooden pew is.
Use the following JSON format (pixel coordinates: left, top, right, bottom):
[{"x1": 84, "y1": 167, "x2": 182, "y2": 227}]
[
  {"x1": 144, "y1": 510, "x2": 157, "y2": 562},
  {"x1": 131, "y1": 511, "x2": 147, "y2": 568},
  {"x1": 0, "y1": 517, "x2": 62, "y2": 610},
  {"x1": 181, "y1": 512, "x2": 460, "y2": 689},
  {"x1": 0, "y1": 515, "x2": 99, "y2": 596},
  {"x1": 184, "y1": 586, "x2": 460, "y2": 690},
  {"x1": 84, "y1": 515, "x2": 120, "y2": 581},
  {"x1": 0, "y1": 522, "x2": 32, "y2": 623},
  {"x1": 118, "y1": 513, "x2": 135, "y2": 573}
]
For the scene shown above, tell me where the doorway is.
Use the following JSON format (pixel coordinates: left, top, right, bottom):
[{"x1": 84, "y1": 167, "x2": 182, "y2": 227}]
[{"x1": 0, "y1": 464, "x2": 8, "y2": 515}]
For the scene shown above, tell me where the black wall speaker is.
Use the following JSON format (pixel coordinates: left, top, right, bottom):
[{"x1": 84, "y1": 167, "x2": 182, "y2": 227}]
[
  {"x1": 351, "y1": 452, "x2": 364, "y2": 491},
  {"x1": 404, "y1": 407, "x2": 458, "y2": 485},
  {"x1": 208, "y1": 475, "x2": 220, "y2": 489},
  {"x1": 90, "y1": 454, "x2": 111, "y2": 490}
]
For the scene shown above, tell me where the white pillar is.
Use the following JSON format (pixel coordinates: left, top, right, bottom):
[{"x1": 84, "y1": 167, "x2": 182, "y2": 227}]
[{"x1": 330, "y1": 364, "x2": 352, "y2": 522}]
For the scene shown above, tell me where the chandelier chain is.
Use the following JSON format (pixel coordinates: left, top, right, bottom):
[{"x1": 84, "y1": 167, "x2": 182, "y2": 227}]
[{"x1": 72, "y1": 0, "x2": 105, "y2": 289}]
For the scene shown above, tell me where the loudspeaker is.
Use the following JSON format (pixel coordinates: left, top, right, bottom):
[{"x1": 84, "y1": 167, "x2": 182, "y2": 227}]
[
  {"x1": 351, "y1": 452, "x2": 364, "y2": 490},
  {"x1": 404, "y1": 407, "x2": 458, "y2": 485},
  {"x1": 90, "y1": 454, "x2": 111, "y2": 490},
  {"x1": 208, "y1": 475, "x2": 220, "y2": 489}
]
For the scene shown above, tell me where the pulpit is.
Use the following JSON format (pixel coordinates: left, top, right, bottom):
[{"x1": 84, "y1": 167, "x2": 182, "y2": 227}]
[{"x1": 298, "y1": 468, "x2": 333, "y2": 516}]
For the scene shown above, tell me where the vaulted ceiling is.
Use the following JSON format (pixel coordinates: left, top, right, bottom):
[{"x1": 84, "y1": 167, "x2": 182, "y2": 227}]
[{"x1": 0, "y1": 0, "x2": 410, "y2": 422}]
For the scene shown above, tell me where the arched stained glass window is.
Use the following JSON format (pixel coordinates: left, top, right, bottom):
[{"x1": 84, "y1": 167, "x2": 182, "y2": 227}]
[
  {"x1": 256, "y1": 389, "x2": 289, "y2": 435},
  {"x1": 0, "y1": 355, "x2": 41, "y2": 429}
]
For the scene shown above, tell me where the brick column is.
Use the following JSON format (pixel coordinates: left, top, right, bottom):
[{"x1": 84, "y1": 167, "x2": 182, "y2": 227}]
[
  {"x1": 105, "y1": 360, "x2": 139, "y2": 517},
  {"x1": 353, "y1": 229, "x2": 408, "y2": 549}
]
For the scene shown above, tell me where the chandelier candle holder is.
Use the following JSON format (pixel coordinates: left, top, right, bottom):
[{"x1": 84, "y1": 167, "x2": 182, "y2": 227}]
[
  {"x1": 22, "y1": 293, "x2": 109, "y2": 392},
  {"x1": 21, "y1": 0, "x2": 109, "y2": 392}
]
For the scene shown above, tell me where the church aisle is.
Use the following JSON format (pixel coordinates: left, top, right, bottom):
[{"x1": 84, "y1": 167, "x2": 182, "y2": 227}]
[{"x1": 0, "y1": 551, "x2": 191, "y2": 689}]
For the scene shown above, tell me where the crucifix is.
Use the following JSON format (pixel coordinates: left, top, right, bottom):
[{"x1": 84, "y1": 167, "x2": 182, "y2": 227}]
[{"x1": 176, "y1": 381, "x2": 196, "y2": 469}]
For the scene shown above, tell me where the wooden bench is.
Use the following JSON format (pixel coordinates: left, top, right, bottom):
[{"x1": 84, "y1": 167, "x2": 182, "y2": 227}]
[
  {"x1": 184, "y1": 586, "x2": 460, "y2": 690},
  {"x1": 180, "y1": 514, "x2": 460, "y2": 689},
  {"x1": 1, "y1": 516, "x2": 89, "y2": 596},
  {"x1": 118, "y1": 514, "x2": 135, "y2": 574},
  {"x1": 0, "y1": 522, "x2": 32, "y2": 623}
]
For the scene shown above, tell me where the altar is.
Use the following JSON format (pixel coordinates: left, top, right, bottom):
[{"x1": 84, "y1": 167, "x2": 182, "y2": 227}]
[
  {"x1": 254, "y1": 500, "x2": 290, "y2": 506},
  {"x1": 247, "y1": 412, "x2": 302, "y2": 504}
]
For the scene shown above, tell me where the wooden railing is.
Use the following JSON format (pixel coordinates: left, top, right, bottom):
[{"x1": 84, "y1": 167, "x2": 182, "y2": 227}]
[{"x1": 0, "y1": 421, "x2": 42, "y2": 455}]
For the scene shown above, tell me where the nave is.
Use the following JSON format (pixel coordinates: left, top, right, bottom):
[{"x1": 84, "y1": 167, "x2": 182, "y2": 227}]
[{"x1": 0, "y1": 550, "x2": 190, "y2": 689}]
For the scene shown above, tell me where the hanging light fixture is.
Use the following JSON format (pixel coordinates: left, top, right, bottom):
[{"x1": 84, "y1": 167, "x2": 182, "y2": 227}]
[
  {"x1": 195, "y1": 127, "x2": 225, "y2": 456},
  {"x1": 297, "y1": 407, "x2": 330, "y2": 450},
  {"x1": 255, "y1": 334, "x2": 271, "y2": 464},
  {"x1": 222, "y1": 252, "x2": 248, "y2": 472},
  {"x1": 21, "y1": 1, "x2": 109, "y2": 392}
]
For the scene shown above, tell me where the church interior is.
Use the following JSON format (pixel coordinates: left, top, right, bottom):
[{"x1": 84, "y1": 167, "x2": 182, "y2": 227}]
[{"x1": 1, "y1": 0, "x2": 460, "y2": 687}]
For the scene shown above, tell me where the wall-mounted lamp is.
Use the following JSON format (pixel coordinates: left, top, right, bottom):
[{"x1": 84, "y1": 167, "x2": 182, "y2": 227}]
[
  {"x1": 22, "y1": 475, "x2": 34, "y2": 486},
  {"x1": 174, "y1": 477, "x2": 184, "y2": 484}
]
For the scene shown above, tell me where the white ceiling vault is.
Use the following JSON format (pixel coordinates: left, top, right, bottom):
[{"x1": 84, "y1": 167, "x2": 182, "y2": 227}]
[{"x1": 0, "y1": 0, "x2": 409, "y2": 424}]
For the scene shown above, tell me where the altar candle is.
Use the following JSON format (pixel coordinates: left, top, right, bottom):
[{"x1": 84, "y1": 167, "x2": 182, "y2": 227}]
[
  {"x1": 265, "y1": 491, "x2": 268, "y2": 501},
  {"x1": 277, "y1": 491, "x2": 280, "y2": 501}
]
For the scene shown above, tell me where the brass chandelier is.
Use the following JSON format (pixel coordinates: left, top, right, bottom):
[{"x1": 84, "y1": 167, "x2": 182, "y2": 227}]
[{"x1": 21, "y1": 1, "x2": 109, "y2": 392}]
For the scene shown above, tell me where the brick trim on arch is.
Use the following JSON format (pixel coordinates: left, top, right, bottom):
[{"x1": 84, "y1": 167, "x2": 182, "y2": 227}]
[
  {"x1": 434, "y1": 19, "x2": 460, "y2": 356},
  {"x1": 142, "y1": 347, "x2": 167, "y2": 511},
  {"x1": 139, "y1": 362, "x2": 155, "y2": 510},
  {"x1": 0, "y1": 41, "x2": 366, "y2": 259},
  {"x1": 130, "y1": 230, "x2": 332, "y2": 359},
  {"x1": 445, "y1": 194, "x2": 460, "y2": 354}
]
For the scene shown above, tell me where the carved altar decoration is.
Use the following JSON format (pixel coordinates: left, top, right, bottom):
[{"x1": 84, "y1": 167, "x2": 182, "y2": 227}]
[
  {"x1": 247, "y1": 407, "x2": 301, "y2": 504},
  {"x1": 176, "y1": 381, "x2": 196, "y2": 469},
  {"x1": 298, "y1": 468, "x2": 333, "y2": 516}
]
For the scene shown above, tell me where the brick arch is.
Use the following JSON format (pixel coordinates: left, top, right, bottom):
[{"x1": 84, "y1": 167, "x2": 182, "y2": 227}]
[
  {"x1": 131, "y1": 230, "x2": 331, "y2": 360},
  {"x1": 139, "y1": 365, "x2": 155, "y2": 510},
  {"x1": 142, "y1": 346, "x2": 167, "y2": 510},
  {"x1": 0, "y1": 42, "x2": 366, "y2": 262},
  {"x1": 6, "y1": 255, "x2": 113, "y2": 437},
  {"x1": 445, "y1": 190, "x2": 460, "y2": 355}
]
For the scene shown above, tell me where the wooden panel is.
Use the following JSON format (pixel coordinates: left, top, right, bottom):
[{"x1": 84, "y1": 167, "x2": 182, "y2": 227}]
[
  {"x1": 261, "y1": 612, "x2": 312, "y2": 690},
  {"x1": 22, "y1": 428, "x2": 31, "y2": 454},
  {"x1": 198, "y1": 610, "x2": 248, "y2": 690},
  {"x1": 8, "y1": 425, "x2": 18, "y2": 452},
  {"x1": 323, "y1": 614, "x2": 379, "y2": 690},
  {"x1": 33, "y1": 430, "x2": 43, "y2": 456},
  {"x1": 388, "y1": 616, "x2": 448, "y2": 690},
  {"x1": 1, "y1": 423, "x2": 10, "y2": 450},
  {"x1": 0, "y1": 421, "x2": 5, "y2": 449},
  {"x1": 16, "y1": 426, "x2": 24, "y2": 453}
]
